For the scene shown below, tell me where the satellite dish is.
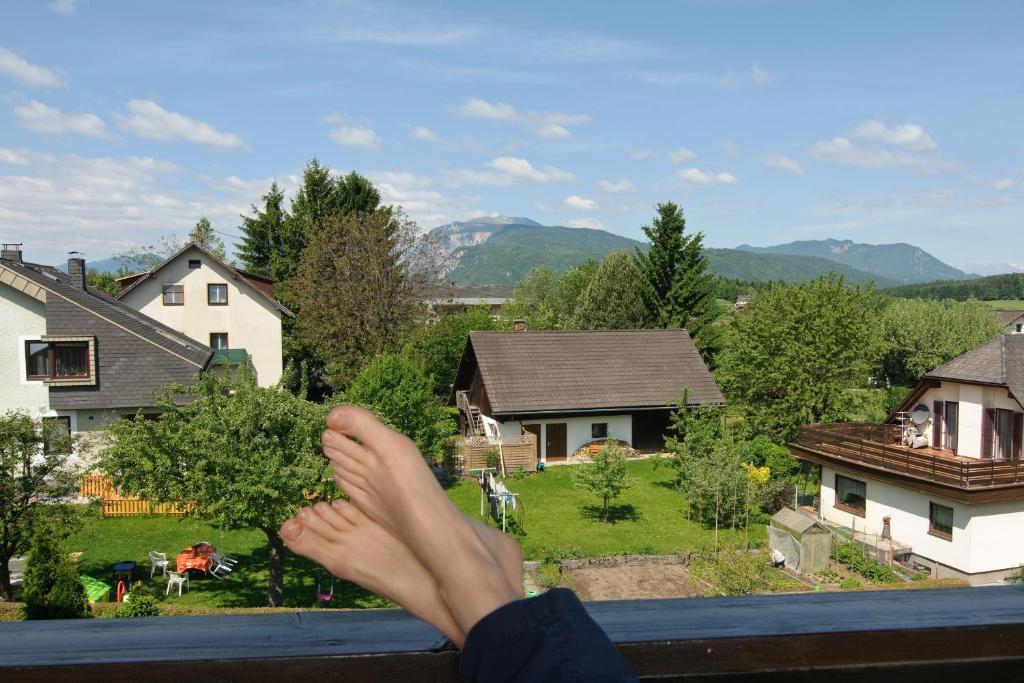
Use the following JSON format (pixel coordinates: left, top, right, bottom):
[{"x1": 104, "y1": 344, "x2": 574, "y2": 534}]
[{"x1": 911, "y1": 404, "x2": 930, "y2": 426}]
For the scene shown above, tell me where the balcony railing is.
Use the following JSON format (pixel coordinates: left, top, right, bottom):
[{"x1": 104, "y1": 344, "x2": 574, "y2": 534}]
[
  {"x1": 792, "y1": 423, "x2": 1024, "y2": 490},
  {"x1": 3, "y1": 586, "x2": 1024, "y2": 680}
]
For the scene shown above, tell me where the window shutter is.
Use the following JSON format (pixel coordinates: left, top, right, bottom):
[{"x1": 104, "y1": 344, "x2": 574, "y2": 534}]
[
  {"x1": 932, "y1": 401, "x2": 944, "y2": 448},
  {"x1": 982, "y1": 408, "x2": 995, "y2": 460},
  {"x1": 1013, "y1": 412, "x2": 1023, "y2": 460}
]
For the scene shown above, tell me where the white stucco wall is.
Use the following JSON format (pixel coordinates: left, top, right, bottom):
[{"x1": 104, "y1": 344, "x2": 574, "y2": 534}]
[
  {"x1": 821, "y1": 465, "x2": 1024, "y2": 575},
  {"x1": 1, "y1": 284, "x2": 50, "y2": 415},
  {"x1": 495, "y1": 414, "x2": 633, "y2": 460},
  {"x1": 914, "y1": 381, "x2": 1021, "y2": 459},
  {"x1": 119, "y1": 247, "x2": 283, "y2": 387}
]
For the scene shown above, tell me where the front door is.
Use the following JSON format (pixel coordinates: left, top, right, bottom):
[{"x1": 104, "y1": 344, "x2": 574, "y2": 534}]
[
  {"x1": 545, "y1": 423, "x2": 567, "y2": 460},
  {"x1": 522, "y1": 424, "x2": 541, "y2": 460}
]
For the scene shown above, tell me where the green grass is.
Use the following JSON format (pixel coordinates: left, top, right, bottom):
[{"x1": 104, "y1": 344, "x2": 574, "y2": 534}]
[
  {"x1": 34, "y1": 460, "x2": 764, "y2": 611},
  {"x1": 449, "y1": 459, "x2": 764, "y2": 559},
  {"x1": 983, "y1": 300, "x2": 1024, "y2": 310}
]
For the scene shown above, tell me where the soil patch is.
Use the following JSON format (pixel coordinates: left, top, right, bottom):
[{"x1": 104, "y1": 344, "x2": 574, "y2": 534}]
[{"x1": 566, "y1": 563, "x2": 702, "y2": 601}]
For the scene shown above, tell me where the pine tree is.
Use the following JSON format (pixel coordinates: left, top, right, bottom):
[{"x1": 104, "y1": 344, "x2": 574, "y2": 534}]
[
  {"x1": 22, "y1": 522, "x2": 87, "y2": 620},
  {"x1": 236, "y1": 182, "x2": 286, "y2": 278},
  {"x1": 335, "y1": 171, "x2": 381, "y2": 218},
  {"x1": 572, "y1": 251, "x2": 649, "y2": 330},
  {"x1": 634, "y1": 202, "x2": 716, "y2": 339},
  {"x1": 188, "y1": 217, "x2": 227, "y2": 259}
]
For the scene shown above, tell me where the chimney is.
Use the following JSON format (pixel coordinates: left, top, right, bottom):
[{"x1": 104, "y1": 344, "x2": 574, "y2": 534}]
[
  {"x1": 513, "y1": 319, "x2": 527, "y2": 333},
  {"x1": 1, "y1": 242, "x2": 23, "y2": 262},
  {"x1": 67, "y1": 257, "x2": 86, "y2": 290}
]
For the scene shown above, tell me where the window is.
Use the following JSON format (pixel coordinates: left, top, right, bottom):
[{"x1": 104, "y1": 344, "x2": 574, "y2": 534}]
[
  {"x1": 207, "y1": 283, "x2": 228, "y2": 305},
  {"x1": 162, "y1": 284, "x2": 184, "y2": 305},
  {"x1": 993, "y1": 408, "x2": 1020, "y2": 460},
  {"x1": 929, "y1": 502, "x2": 953, "y2": 540},
  {"x1": 25, "y1": 340, "x2": 49, "y2": 379},
  {"x1": 210, "y1": 333, "x2": 229, "y2": 350},
  {"x1": 188, "y1": 259, "x2": 201, "y2": 269},
  {"x1": 591, "y1": 423, "x2": 608, "y2": 439},
  {"x1": 834, "y1": 474, "x2": 866, "y2": 516},
  {"x1": 24, "y1": 340, "x2": 90, "y2": 380},
  {"x1": 43, "y1": 416, "x2": 71, "y2": 455},
  {"x1": 1017, "y1": 323, "x2": 1023, "y2": 333}
]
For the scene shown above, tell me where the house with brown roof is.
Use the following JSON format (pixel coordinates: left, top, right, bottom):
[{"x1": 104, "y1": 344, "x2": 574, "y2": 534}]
[
  {"x1": 0, "y1": 244, "x2": 212, "y2": 463},
  {"x1": 450, "y1": 329, "x2": 723, "y2": 463},
  {"x1": 115, "y1": 241, "x2": 292, "y2": 387},
  {"x1": 994, "y1": 310, "x2": 1024, "y2": 335},
  {"x1": 790, "y1": 333, "x2": 1024, "y2": 583}
]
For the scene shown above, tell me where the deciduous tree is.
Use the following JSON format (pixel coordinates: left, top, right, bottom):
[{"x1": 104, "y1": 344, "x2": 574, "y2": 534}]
[
  {"x1": 98, "y1": 370, "x2": 328, "y2": 607},
  {"x1": 407, "y1": 307, "x2": 497, "y2": 398},
  {"x1": 571, "y1": 440, "x2": 636, "y2": 523}
]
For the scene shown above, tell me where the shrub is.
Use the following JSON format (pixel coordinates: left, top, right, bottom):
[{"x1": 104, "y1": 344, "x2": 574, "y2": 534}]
[
  {"x1": 839, "y1": 577, "x2": 861, "y2": 590},
  {"x1": 483, "y1": 448, "x2": 500, "y2": 470},
  {"x1": 115, "y1": 581, "x2": 161, "y2": 618},
  {"x1": 536, "y1": 563, "x2": 562, "y2": 589},
  {"x1": 541, "y1": 545, "x2": 583, "y2": 564},
  {"x1": 833, "y1": 542, "x2": 900, "y2": 583},
  {"x1": 1007, "y1": 565, "x2": 1024, "y2": 584},
  {"x1": 21, "y1": 522, "x2": 88, "y2": 620},
  {"x1": 690, "y1": 546, "x2": 776, "y2": 596}
]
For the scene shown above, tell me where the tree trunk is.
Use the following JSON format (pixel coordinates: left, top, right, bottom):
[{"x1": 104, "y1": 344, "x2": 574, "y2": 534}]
[
  {"x1": 603, "y1": 495, "x2": 609, "y2": 524},
  {"x1": 263, "y1": 528, "x2": 285, "y2": 607},
  {"x1": 0, "y1": 553, "x2": 13, "y2": 602}
]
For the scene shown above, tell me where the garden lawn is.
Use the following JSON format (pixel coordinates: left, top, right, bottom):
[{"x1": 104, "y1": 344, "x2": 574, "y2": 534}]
[
  {"x1": 448, "y1": 459, "x2": 765, "y2": 560},
  {"x1": 984, "y1": 300, "x2": 1024, "y2": 311}
]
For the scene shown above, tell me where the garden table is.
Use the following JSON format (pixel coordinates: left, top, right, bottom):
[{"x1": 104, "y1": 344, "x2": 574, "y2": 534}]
[{"x1": 176, "y1": 545, "x2": 216, "y2": 574}]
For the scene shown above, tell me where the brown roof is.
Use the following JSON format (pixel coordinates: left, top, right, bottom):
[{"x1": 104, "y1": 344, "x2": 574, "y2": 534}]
[
  {"x1": 456, "y1": 329, "x2": 723, "y2": 416},
  {"x1": 925, "y1": 334, "x2": 1024, "y2": 409},
  {"x1": 996, "y1": 310, "x2": 1024, "y2": 326}
]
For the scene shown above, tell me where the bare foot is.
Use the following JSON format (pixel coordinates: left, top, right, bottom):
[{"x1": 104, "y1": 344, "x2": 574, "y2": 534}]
[
  {"x1": 278, "y1": 499, "x2": 465, "y2": 647},
  {"x1": 323, "y1": 405, "x2": 520, "y2": 635},
  {"x1": 470, "y1": 521, "x2": 524, "y2": 598}
]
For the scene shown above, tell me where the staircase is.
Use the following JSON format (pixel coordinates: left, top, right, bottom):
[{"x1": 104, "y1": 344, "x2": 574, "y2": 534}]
[{"x1": 455, "y1": 390, "x2": 485, "y2": 437}]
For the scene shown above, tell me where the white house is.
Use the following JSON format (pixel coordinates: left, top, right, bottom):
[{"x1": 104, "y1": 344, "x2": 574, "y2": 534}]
[
  {"x1": 116, "y1": 242, "x2": 292, "y2": 387},
  {"x1": 450, "y1": 329, "x2": 724, "y2": 463},
  {"x1": 0, "y1": 245, "x2": 212, "y2": 464},
  {"x1": 792, "y1": 333, "x2": 1024, "y2": 584}
]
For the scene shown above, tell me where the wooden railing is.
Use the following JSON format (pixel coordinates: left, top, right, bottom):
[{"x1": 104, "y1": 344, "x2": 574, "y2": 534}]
[
  {"x1": 793, "y1": 423, "x2": 1024, "y2": 490},
  {"x1": 3, "y1": 586, "x2": 1024, "y2": 680}
]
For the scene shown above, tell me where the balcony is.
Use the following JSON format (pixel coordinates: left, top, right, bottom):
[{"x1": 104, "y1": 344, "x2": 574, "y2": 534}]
[
  {"x1": 791, "y1": 423, "x2": 1024, "y2": 502},
  {"x1": 3, "y1": 586, "x2": 1024, "y2": 680}
]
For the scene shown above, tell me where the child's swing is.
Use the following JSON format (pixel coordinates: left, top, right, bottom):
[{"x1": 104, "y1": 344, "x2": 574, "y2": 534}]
[{"x1": 315, "y1": 568, "x2": 335, "y2": 603}]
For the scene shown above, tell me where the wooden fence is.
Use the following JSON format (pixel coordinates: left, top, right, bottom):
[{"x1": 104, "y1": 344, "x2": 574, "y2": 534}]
[
  {"x1": 79, "y1": 474, "x2": 188, "y2": 517},
  {"x1": 458, "y1": 434, "x2": 538, "y2": 473}
]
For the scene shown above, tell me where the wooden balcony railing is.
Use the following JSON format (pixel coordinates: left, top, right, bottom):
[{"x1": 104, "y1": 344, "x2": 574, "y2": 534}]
[
  {"x1": 3, "y1": 586, "x2": 1024, "y2": 680},
  {"x1": 792, "y1": 423, "x2": 1024, "y2": 490}
]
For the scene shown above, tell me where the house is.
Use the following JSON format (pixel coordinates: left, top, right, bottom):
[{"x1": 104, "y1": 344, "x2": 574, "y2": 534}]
[
  {"x1": 425, "y1": 285, "x2": 513, "y2": 319},
  {"x1": 995, "y1": 310, "x2": 1024, "y2": 335},
  {"x1": 450, "y1": 328, "x2": 723, "y2": 463},
  {"x1": 115, "y1": 241, "x2": 292, "y2": 387},
  {"x1": 0, "y1": 244, "x2": 212, "y2": 458},
  {"x1": 735, "y1": 294, "x2": 752, "y2": 310},
  {"x1": 790, "y1": 333, "x2": 1024, "y2": 584}
]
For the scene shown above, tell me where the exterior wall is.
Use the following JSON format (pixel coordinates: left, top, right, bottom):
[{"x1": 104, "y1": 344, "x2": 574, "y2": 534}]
[
  {"x1": 119, "y1": 247, "x2": 283, "y2": 387},
  {"x1": 495, "y1": 414, "x2": 633, "y2": 461},
  {"x1": 915, "y1": 381, "x2": 1020, "y2": 459},
  {"x1": 1, "y1": 284, "x2": 49, "y2": 415},
  {"x1": 820, "y1": 464, "x2": 1024, "y2": 577}
]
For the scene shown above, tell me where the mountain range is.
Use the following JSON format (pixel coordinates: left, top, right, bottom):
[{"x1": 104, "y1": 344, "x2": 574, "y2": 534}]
[{"x1": 429, "y1": 217, "x2": 971, "y2": 287}]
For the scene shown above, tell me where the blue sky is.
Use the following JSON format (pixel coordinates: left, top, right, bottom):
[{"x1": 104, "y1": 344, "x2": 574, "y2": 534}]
[{"x1": 1, "y1": 0, "x2": 1022, "y2": 270}]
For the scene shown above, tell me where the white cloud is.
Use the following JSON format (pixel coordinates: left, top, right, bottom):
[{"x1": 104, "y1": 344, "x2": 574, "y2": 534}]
[
  {"x1": 114, "y1": 99, "x2": 248, "y2": 150},
  {"x1": 668, "y1": 147, "x2": 697, "y2": 163},
  {"x1": 993, "y1": 177, "x2": 1015, "y2": 190},
  {"x1": 851, "y1": 120, "x2": 937, "y2": 152},
  {"x1": 485, "y1": 156, "x2": 575, "y2": 183},
  {"x1": 678, "y1": 167, "x2": 737, "y2": 185},
  {"x1": 48, "y1": 0, "x2": 81, "y2": 15},
  {"x1": 751, "y1": 62, "x2": 774, "y2": 86},
  {"x1": 629, "y1": 147, "x2": 657, "y2": 161},
  {"x1": 565, "y1": 218, "x2": 605, "y2": 229},
  {"x1": 409, "y1": 126, "x2": 446, "y2": 144},
  {"x1": 563, "y1": 195, "x2": 598, "y2": 210},
  {"x1": 0, "y1": 148, "x2": 32, "y2": 165},
  {"x1": 761, "y1": 153, "x2": 805, "y2": 176},
  {"x1": 597, "y1": 178, "x2": 635, "y2": 193},
  {"x1": 809, "y1": 136, "x2": 952, "y2": 170},
  {"x1": 452, "y1": 97, "x2": 591, "y2": 139},
  {"x1": 13, "y1": 100, "x2": 111, "y2": 139},
  {"x1": 329, "y1": 125, "x2": 381, "y2": 151},
  {"x1": 0, "y1": 47, "x2": 65, "y2": 88},
  {"x1": 364, "y1": 169, "x2": 481, "y2": 228}
]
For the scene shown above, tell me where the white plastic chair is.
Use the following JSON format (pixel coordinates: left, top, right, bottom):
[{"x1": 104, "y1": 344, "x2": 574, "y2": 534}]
[
  {"x1": 166, "y1": 571, "x2": 189, "y2": 596},
  {"x1": 148, "y1": 551, "x2": 169, "y2": 578},
  {"x1": 209, "y1": 555, "x2": 232, "y2": 579}
]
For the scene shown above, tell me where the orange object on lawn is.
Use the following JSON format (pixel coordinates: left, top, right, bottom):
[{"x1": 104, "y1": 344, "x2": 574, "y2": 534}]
[{"x1": 176, "y1": 544, "x2": 216, "y2": 574}]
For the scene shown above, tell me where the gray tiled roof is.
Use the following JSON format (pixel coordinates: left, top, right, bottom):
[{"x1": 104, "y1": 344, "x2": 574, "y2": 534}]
[
  {"x1": 466, "y1": 329, "x2": 723, "y2": 415},
  {"x1": 2, "y1": 257, "x2": 212, "y2": 368},
  {"x1": 927, "y1": 334, "x2": 1024, "y2": 408}
]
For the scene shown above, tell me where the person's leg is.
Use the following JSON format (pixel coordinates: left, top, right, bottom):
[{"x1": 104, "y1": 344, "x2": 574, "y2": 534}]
[
  {"x1": 278, "y1": 500, "x2": 466, "y2": 646},
  {"x1": 323, "y1": 406, "x2": 520, "y2": 636}
]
